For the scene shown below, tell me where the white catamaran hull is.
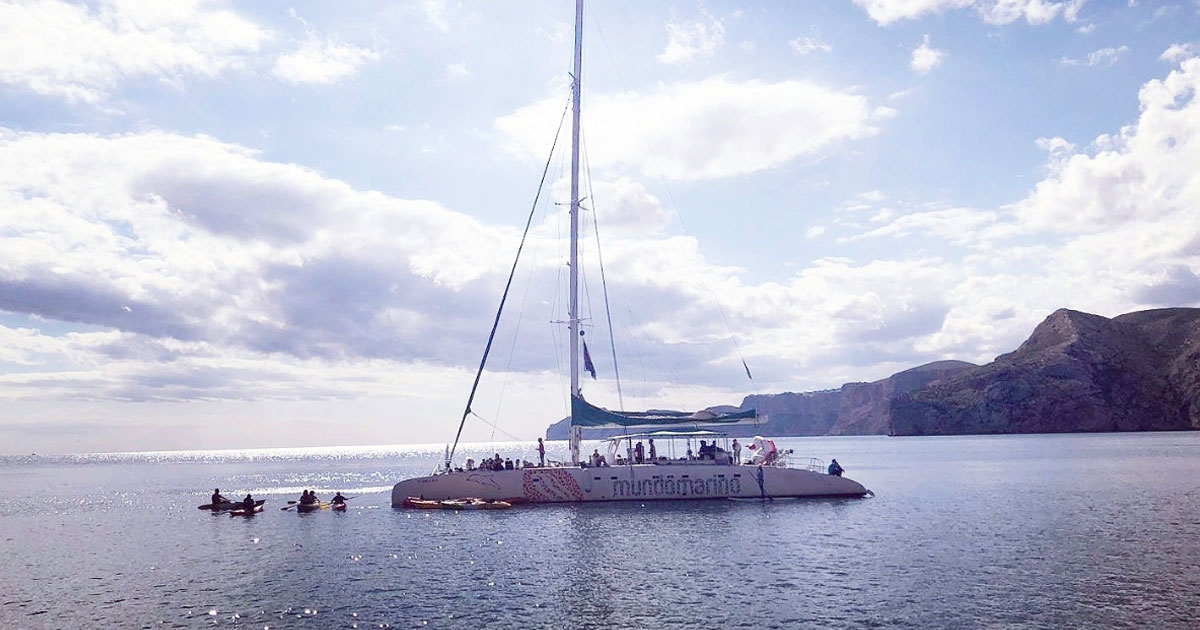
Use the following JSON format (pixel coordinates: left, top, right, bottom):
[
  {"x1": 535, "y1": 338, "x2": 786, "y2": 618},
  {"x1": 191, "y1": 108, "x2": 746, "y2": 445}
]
[{"x1": 391, "y1": 464, "x2": 868, "y2": 506}]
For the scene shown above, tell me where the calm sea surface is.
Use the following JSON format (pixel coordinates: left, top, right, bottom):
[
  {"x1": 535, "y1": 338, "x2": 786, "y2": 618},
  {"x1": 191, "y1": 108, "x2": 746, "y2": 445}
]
[{"x1": 1, "y1": 433, "x2": 1198, "y2": 629}]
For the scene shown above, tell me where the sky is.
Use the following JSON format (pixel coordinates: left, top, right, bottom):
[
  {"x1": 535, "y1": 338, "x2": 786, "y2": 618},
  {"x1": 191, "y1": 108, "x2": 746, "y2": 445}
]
[{"x1": 2, "y1": 0, "x2": 1199, "y2": 454}]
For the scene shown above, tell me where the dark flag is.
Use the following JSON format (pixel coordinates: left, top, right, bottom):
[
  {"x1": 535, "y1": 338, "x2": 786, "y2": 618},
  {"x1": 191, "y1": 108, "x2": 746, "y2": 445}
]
[{"x1": 583, "y1": 340, "x2": 597, "y2": 379}]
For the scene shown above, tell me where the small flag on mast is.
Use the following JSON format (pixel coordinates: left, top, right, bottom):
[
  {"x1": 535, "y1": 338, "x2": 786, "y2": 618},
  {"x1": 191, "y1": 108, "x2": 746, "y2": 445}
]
[{"x1": 583, "y1": 340, "x2": 597, "y2": 379}]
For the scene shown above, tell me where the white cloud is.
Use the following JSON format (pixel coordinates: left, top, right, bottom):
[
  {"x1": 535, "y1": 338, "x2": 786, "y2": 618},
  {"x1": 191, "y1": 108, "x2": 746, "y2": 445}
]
[
  {"x1": 444, "y1": 62, "x2": 469, "y2": 80},
  {"x1": 658, "y1": 10, "x2": 725, "y2": 64},
  {"x1": 421, "y1": 0, "x2": 450, "y2": 32},
  {"x1": 0, "y1": 0, "x2": 267, "y2": 103},
  {"x1": 790, "y1": 36, "x2": 832, "y2": 55},
  {"x1": 852, "y1": 0, "x2": 1087, "y2": 26},
  {"x1": 1058, "y1": 45, "x2": 1130, "y2": 67},
  {"x1": 496, "y1": 77, "x2": 891, "y2": 181},
  {"x1": 1161, "y1": 43, "x2": 1196, "y2": 63},
  {"x1": 1016, "y1": 58, "x2": 1200, "y2": 233},
  {"x1": 271, "y1": 14, "x2": 381, "y2": 85},
  {"x1": 911, "y1": 34, "x2": 944, "y2": 74}
]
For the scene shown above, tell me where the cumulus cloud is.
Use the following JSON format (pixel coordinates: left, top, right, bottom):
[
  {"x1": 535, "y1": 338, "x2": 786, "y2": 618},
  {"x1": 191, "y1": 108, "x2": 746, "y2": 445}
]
[
  {"x1": 1015, "y1": 57, "x2": 1200, "y2": 233},
  {"x1": 658, "y1": 10, "x2": 725, "y2": 64},
  {"x1": 0, "y1": 0, "x2": 267, "y2": 102},
  {"x1": 0, "y1": 129, "x2": 519, "y2": 398},
  {"x1": 853, "y1": 0, "x2": 1086, "y2": 26},
  {"x1": 495, "y1": 77, "x2": 893, "y2": 181},
  {"x1": 911, "y1": 35, "x2": 944, "y2": 74}
]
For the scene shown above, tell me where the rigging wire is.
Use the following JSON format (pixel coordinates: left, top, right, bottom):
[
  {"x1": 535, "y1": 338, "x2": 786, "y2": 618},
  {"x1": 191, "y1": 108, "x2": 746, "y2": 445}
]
[
  {"x1": 581, "y1": 126, "x2": 625, "y2": 412},
  {"x1": 446, "y1": 97, "x2": 572, "y2": 469}
]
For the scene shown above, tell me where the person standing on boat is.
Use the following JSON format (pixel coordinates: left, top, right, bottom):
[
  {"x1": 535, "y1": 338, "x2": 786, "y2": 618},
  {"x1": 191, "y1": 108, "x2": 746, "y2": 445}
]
[
  {"x1": 828, "y1": 459, "x2": 844, "y2": 477},
  {"x1": 648, "y1": 438, "x2": 656, "y2": 462},
  {"x1": 732, "y1": 439, "x2": 741, "y2": 465},
  {"x1": 634, "y1": 441, "x2": 645, "y2": 464},
  {"x1": 537, "y1": 438, "x2": 546, "y2": 466}
]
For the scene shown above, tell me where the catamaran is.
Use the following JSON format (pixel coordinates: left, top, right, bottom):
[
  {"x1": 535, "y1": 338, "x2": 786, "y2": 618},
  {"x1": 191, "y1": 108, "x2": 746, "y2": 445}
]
[{"x1": 391, "y1": 0, "x2": 870, "y2": 506}]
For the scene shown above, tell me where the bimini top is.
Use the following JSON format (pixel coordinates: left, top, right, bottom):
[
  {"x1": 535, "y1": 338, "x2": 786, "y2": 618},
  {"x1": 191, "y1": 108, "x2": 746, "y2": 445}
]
[
  {"x1": 571, "y1": 395, "x2": 757, "y2": 428},
  {"x1": 605, "y1": 429, "x2": 728, "y2": 441}
]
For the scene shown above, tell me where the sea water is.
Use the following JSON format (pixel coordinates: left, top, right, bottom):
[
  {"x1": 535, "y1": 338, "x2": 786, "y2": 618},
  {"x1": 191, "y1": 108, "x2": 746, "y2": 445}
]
[{"x1": 1, "y1": 433, "x2": 1198, "y2": 629}]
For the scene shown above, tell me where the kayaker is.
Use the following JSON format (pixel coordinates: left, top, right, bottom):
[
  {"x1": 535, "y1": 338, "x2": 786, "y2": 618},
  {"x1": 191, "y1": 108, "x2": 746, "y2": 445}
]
[
  {"x1": 211, "y1": 488, "x2": 228, "y2": 506},
  {"x1": 828, "y1": 459, "x2": 844, "y2": 477},
  {"x1": 299, "y1": 490, "x2": 314, "y2": 505},
  {"x1": 332, "y1": 492, "x2": 346, "y2": 506},
  {"x1": 242, "y1": 494, "x2": 255, "y2": 512}
]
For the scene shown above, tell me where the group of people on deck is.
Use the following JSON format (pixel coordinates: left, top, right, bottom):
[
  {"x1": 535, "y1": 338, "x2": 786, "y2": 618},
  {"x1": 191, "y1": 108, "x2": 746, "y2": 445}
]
[
  {"x1": 454, "y1": 438, "x2": 552, "y2": 473},
  {"x1": 466, "y1": 454, "x2": 532, "y2": 471}
]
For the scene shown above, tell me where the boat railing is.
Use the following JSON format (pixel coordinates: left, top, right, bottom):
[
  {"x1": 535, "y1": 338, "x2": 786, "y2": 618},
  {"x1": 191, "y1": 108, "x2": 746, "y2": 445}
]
[{"x1": 768, "y1": 453, "x2": 825, "y2": 473}]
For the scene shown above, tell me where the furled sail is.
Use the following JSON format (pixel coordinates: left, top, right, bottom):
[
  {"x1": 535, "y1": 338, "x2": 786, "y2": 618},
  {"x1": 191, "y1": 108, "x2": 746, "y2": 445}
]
[{"x1": 571, "y1": 395, "x2": 756, "y2": 428}]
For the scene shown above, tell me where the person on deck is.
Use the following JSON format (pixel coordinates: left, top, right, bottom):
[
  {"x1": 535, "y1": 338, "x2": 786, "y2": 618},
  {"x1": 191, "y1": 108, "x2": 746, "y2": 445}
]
[
  {"x1": 537, "y1": 438, "x2": 546, "y2": 466},
  {"x1": 211, "y1": 488, "x2": 228, "y2": 507},
  {"x1": 634, "y1": 441, "x2": 644, "y2": 464},
  {"x1": 504, "y1": 458, "x2": 514, "y2": 470},
  {"x1": 732, "y1": 439, "x2": 741, "y2": 465},
  {"x1": 332, "y1": 492, "x2": 346, "y2": 506},
  {"x1": 828, "y1": 459, "x2": 844, "y2": 477},
  {"x1": 648, "y1": 438, "x2": 657, "y2": 462},
  {"x1": 242, "y1": 494, "x2": 255, "y2": 512},
  {"x1": 698, "y1": 441, "x2": 708, "y2": 459}
]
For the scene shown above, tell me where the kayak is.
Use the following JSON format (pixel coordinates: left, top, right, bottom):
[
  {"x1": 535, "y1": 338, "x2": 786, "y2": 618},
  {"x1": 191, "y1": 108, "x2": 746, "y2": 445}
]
[
  {"x1": 229, "y1": 503, "x2": 264, "y2": 517},
  {"x1": 199, "y1": 499, "x2": 262, "y2": 512},
  {"x1": 332, "y1": 502, "x2": 347, "y2": 512},
  {"x1": 295, "y1": 502, "x2": 328, "y2": 513},
  {"x1": 402, "y1": 496, "x2": 511, "y2": 510}
]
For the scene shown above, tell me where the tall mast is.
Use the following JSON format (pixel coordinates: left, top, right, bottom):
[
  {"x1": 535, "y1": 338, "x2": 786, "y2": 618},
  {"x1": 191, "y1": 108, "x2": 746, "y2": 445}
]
[{"x1": 568, "y1": 0, "x2": 584, "y2": 466}]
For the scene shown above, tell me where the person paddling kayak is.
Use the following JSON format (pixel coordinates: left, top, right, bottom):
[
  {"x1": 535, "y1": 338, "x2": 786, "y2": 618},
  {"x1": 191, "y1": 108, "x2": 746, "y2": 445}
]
[
  {"x1": 242, "y1": 494, "x2": 255, "y2": 512},
  {"x1": 331, "y1": 492, "x2": 346, "y2": 507},
  {"x1": 211, "y1": 488, "x2": 230, "y2": 507}
]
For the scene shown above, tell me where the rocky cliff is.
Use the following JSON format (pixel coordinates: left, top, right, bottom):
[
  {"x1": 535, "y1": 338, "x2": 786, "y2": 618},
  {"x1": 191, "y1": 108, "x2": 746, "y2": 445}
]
[{"x1": 890, "y1": 308, "x2": 1200, "y2": 435}]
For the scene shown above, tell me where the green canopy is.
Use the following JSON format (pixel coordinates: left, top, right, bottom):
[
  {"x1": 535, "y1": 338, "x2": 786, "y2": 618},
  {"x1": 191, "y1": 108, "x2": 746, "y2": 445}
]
[{"x1": 570, "y1": 395, "x2": 757, "y2": 428}]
